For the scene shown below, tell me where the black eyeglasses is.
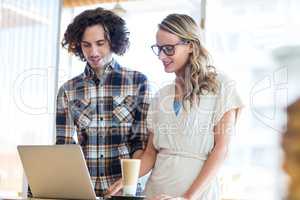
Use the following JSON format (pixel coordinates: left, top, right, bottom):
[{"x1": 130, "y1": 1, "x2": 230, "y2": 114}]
[{"x1": 151, "y1": 41, "x2": 189, "y2": 56}]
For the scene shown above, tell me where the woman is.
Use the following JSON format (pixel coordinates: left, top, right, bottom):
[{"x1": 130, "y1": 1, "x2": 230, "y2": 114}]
[{"x1": 108, "y1": 13, "x2": 243, "y2": 200}]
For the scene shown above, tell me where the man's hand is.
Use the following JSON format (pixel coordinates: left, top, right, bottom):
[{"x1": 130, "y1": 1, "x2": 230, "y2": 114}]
[{"x1": 105, "y1": 178, "x2": 123, "y2": 197}]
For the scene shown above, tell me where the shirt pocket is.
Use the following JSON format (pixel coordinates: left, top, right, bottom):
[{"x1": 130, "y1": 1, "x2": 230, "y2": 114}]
[
  {"x1": 112, "y1": 95, "x2": 137, "y2": 124},
  {"x1": 70, "y1": 98, "x2": 95, "y2": 129}
]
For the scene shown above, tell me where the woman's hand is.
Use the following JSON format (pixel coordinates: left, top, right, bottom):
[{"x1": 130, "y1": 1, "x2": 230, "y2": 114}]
[
  {"x1": 150, "y1": 194, "x2": 188, "y2": 200},
  {"x1": 105, "y1": 178, "x2": 123, "y2": 197}
]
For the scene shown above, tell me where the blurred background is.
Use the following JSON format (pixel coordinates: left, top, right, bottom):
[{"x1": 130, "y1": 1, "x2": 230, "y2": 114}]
[{"x1": 1, "y1": 0, "x2": 300, "y2": 199}]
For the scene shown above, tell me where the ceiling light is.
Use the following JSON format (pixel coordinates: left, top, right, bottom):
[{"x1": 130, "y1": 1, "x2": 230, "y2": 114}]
[{"x1": 111, "y1": 0, "x2": 126, "y2": 17}]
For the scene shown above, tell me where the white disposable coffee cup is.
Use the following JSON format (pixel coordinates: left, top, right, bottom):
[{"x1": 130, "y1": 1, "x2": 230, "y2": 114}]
[{"x1": 121, "y1": 159, "x2": 140, "y2": 196}]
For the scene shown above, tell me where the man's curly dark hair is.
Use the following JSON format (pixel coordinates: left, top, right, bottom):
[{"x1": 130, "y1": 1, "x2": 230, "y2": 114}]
[{"x1": 61, "y1": 7, "x2": 130, "y2": 61}]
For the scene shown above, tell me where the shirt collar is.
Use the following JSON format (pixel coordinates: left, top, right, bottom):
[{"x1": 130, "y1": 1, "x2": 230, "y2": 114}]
[{"x1": 83, "y1": 58, "x2": 117, "y2": 81}]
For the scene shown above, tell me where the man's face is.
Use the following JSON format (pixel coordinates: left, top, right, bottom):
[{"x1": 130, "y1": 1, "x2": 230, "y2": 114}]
[{"x1": 81, "y1": 24, "x2": 112, "y2": 69}]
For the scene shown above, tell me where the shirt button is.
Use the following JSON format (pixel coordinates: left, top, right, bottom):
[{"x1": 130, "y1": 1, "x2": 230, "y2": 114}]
[
  {"x1": 100, "y1": 117, "x2": 103, "y2": 121},
  {"x1": 100, "y1": 154, "x2": 104, "y2": 158},
  {"x1": 110, "y1": 127, "x2": 117, "y2": 133}
]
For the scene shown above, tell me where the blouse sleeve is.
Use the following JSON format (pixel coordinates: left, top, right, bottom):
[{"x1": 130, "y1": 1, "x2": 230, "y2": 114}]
[
  {"x1": 146, "y1": 98, "x2": 155, "y2": 132},
  {"x1": 146, "y1": 93, "x2": 160, "y2": 150},
  {"x1": 213, "y1": 74, "x2": 244, "y2": 126}
]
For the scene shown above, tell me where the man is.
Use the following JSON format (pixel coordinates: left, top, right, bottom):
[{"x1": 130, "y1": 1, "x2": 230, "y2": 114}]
[{"x1": 56, "y1": 7, "x2": 150, "y2": 197}]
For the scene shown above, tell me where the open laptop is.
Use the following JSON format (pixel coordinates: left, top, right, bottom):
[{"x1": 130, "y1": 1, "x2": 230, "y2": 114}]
[{"x1": 17, "y1": 145, "x2": 98, "y2": 200}]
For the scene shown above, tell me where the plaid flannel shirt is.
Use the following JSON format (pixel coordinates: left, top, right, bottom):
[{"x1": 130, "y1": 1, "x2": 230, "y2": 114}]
[{"x1": 56, "y1": 59, "x2": 150, "y2": 196}]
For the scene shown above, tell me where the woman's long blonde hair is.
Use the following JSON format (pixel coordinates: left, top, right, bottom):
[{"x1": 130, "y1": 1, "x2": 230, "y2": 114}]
[{"x1": 159, "y1": 13, "x2": 219, "y2": 109}]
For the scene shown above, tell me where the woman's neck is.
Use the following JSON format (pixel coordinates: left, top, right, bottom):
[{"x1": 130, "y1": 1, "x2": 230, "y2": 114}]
[
  {"x1": 175, "y1": 76, "x2": 185, "y2": 101},
  {"x1": 175, "y1": 65, "x2": 190, "y2": 100}
]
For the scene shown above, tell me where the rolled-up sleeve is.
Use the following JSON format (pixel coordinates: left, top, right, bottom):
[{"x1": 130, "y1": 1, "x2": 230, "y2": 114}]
[
  {"x1": 129, "y1": 75, "x2": 150, "y2": 155},
  {"x1": 56, "y1": 86, "x2": 76, "y2": 144}
]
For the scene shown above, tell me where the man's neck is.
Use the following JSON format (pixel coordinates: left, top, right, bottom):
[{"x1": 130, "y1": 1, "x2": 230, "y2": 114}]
[
  {"x1": 92, "y1": 58, "x2": 113, "y2": 78},
  {"x1": 94, "y1": 66, "x2": 106, "y2": 78}
]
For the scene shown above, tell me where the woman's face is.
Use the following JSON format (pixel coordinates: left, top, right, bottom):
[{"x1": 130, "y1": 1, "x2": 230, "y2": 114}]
[{"x1": 155, "y1": 28, "x2": 192, "y2": 76}]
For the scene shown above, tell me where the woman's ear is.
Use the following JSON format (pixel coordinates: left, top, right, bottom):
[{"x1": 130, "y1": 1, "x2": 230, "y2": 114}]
[{"x1": 188, "y1": 42, "x2": 193, "y2": 53}]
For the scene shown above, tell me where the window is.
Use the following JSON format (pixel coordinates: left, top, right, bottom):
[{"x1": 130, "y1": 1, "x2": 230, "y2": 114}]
[
  {"x1": 205, "y1": 0, "x2": 300, "y2": 199},
  {"x1": 0, "y1": 0, "x2": 61, "y2": 198}
]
